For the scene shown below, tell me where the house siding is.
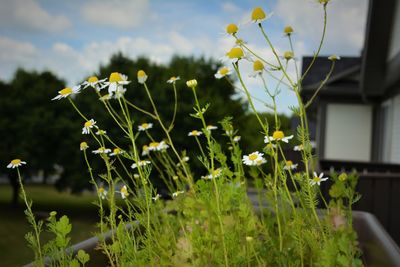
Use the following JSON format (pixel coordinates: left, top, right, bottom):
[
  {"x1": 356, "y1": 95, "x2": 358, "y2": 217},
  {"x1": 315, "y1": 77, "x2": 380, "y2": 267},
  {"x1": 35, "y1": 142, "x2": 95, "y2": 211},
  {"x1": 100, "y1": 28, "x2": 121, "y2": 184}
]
[
  {"x1": 324, "y1": 104, "x2": 372, "y2": 161},
  {"x1": 390, "y1": 94, "x2": 400, "y2": 163},
  {"x1": 389, "y1": 0, "x2": 400, "y2": 61}
]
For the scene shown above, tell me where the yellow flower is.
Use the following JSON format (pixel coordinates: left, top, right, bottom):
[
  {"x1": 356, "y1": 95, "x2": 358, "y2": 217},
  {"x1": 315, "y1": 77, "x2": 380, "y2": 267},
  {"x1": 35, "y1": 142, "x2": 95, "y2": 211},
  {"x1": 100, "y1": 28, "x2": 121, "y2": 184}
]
[
  {"x1": 119, "y1": 185, "x2": 129, "y2": 199},
  {"x1": 167, "y1": 76, "x2": 180, "y2": 84},
  {"x1": 284, "y1": 26, "x2": 294, "y2": 36},
  {"x1": 98, "y1": 186, "x2": 107, "y2": 199},
  {"x1": 137, "y1": 70, "x2": 147, "y2": 84},
  {"x1": 283, "y1": 160, "x2": 298, "y2": 170},
  {"x1": 226, "y1": 23, "x2": 238, "y2": 35},
  {"x1": 214, "y1": 66, "x2": 232, "y2": 79},
  {"x1": 110, "y1": 148, "x2": 125, "y2": 156},
  {"x1": 52, "y1": 86, "x2": 81, "y2": 100},
  {"x1": 251, "y1": 7, "x2": 266, "y2": 23},
  {"x1": 188, "y1": 130, "x2": 202, "y2": 137},
  {"x1": 250, "y1": 60, "x2": 264, "y2": 77},
  {"x1": 242, "y1": 151, "x2": 266, "y2": 166},
  {"x1": 80, "y1": 142, "x2": 89, "y2": 151},
  {"x1": 226, "y1": 47, "x2": 244, "y2": 61},
  {"x1": 82, "y1": 119, "x2": 97, "y2": 134},
  {"x1": 138, "y1": 122, "x2": 153, "y2": 131},
  {"x1": 7, "y1": 159, "x2": 27, "y2": 169},
  {"x1": 82, "y1": 76, "x2": 106, "y2": 91},
  {"x1": 328, "y1": 55, "x2": 340, "y2": 61},
  {"x1": 283, "y1": 51, "x2": 294, "y2": 60},
  {"x1": 103, "y1": 72, "x2": 130, "y2": 97},
  {"x1": 265, "y1": 131, "x2": 294, "y2": 143},
  {"x1": 186, "y1": 79, "x2": 198, "y2": 88},
  {"x1": 310, "y1": 172, "x2": 328, "y2": 186}
]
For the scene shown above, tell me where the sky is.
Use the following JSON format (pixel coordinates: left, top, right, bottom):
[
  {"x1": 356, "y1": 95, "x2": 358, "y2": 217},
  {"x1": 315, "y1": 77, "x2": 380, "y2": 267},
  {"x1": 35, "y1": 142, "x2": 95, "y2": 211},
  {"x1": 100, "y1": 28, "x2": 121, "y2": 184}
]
[{"x1": 0, "y1": 0, "x2": 369, "y2": 114}]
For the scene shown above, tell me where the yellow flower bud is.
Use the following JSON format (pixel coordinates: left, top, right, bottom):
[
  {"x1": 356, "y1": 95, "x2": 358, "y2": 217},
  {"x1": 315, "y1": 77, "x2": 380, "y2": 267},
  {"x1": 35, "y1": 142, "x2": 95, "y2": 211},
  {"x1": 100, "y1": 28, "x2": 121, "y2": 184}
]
[
  {"x1": 283, "y1": 51, "x2": 294, "y2": 60},
  {"x1": 251, "y1": 7, "x2": 266, "y2": 22},
  {"x1": 226, "y1": 47, "x2": 244, "y2": 60},
  {"x1": 186, "y1": 79, "x2": 198, "y2": 88},
  {"x1": 284, "y1": 26, "x2": 294, "y2": 35},
  {"x1": 226, "y1": 23, "x2": 238, "y2": 35},
  {"x1": 253, "y1": 60, "x2": 264, "y2": 72}
]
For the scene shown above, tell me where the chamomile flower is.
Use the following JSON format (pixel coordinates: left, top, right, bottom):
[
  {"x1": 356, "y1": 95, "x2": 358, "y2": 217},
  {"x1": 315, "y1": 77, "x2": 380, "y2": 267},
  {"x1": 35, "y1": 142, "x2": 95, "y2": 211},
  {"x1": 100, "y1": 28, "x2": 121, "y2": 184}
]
[
  {"x1": 294, "y1": 144, "x2": 304, "y2": 151},
  {"x1": 152, "y1": 194, "x2": 161, "y2": 201},
  {"x1": 7, "y1": 159, "x2": 26, "y2": 169},
  {"x1": 283, "y1": 160, "x2": 298, "y2": 171},
  {"x1": 103, "y1": 72, "x2": 130, "y2": 96},
  {"x1": 82, "y1": 119, "x2": 97, "y2": 134},
  {"x1": 97, "y1": 186, "x2": 108, "y2": 199},
  {"x1": 167, "y1": 76, "x2": 180, "y2": 84},
  {"x1": 250, "y1": 60, "x2": 264, "y2": 77},
  {"x1": 251, "y1": 7, "x2": 267, "y2": 23},
  {"x1": 158, "y1": 141, "x2": 169, "y2": 151},
  {"x1": 265, "y1": 131, "x2": 294, "y2": 143},
  {"x1": 113, "y1": 87, "x2": 126, "y2": 99},
  {"x1": 138, "y1": 122, "x2": 153, "y2": 131},
  {"x1": 131, "y1": 160, "x2": 151, "y2": 169},
  {"x1": 328, "y1": 55, "x2": 340, "y2": 61},
  {"x1": 310, "y1": 172, "x2": 329, "y2": 186},
  {"x1": 142, "y1": 145, "x2": 150, "y2": 156},
  {"x1": 214, "y1": 66, "x2": 232, "y2": 79},
  {"x1": 182, "y1": 156, "x2": 190, "y2": 162},
  {"x1": 226, "y1": 23, "x2": 239, "y2": 35},
  {"x1": 110, "y1": 148, "x2": 125, "y2": 156},
  {"x1": 92, "y1": 147, "x2": 111, "y2": 154},
  {"x1": 242, "y1": 151, "x2": 266, "y2": 166},
  {"x1": 148, "y1": 141, "x2": 160, "y2": 151},
  {"x1": 188, "y1": 130, "x2": 202, "y2": 137},
  {"x1": 225, "y1": 47, "x2": 244, "y2": 62},
  {"x1": 119, "y1": 185, "x2": 129, "y2": 199},
  {"x1": 137, "y1": 70, "x2": 148, "y2": 84},
  {"x1": 95, "y1": 129, "x2": 107, "y2": 135},
  {"x1": 186, "y1": 79, "x2": 198, "y2": 88},
  {"x1": 233, "y1": 136, "x2": 241, "y2": 142},
  {"x1": 206, "y1": 125, "x2": 218, "y2": 131},
  {"x1": 80, "y1": 142, "x2": 89, "y2": 151},
  {"x1": 284, "y1": 26, "x2": 294, "y2": 36},
  {"x1": 202, "y1": 168, "x2": 223, "y2": 180},
  {"x1": 82, "y1": 76, "x2": 106, "y2": 91},
  {"x1": 283, "y1": 51, "x2": 294, "y2": 61},
  {"x1": 52, "y1": 86, "x2": 81, "y2": 100},
  {"x1": 172, "y1": 191, "x2": 185, "y2": 198}
]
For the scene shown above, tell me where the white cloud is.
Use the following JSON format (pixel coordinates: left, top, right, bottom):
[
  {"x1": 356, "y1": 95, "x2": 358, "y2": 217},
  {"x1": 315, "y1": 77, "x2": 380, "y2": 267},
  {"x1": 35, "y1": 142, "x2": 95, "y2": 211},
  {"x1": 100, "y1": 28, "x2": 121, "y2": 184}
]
[
  {"x1": 274, "y1": 0, "x2": 368, "y2": 55},
  {"x1": 0, "y1": 0, "x2": 71, "y2": 33},
  {"x1": 221, "y1": 2, "x2": 241, "y2": 14},
  {"x1": 81, "y1": 0, "x2": 150, "y2": 29}
]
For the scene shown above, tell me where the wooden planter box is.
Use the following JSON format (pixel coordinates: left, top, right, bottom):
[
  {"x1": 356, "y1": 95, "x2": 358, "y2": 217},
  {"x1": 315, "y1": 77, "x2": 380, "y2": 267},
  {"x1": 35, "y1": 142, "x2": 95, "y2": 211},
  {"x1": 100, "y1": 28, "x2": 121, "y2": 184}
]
[{"x1": 24, "y1": 210, "x2": 400, "y2": 266}]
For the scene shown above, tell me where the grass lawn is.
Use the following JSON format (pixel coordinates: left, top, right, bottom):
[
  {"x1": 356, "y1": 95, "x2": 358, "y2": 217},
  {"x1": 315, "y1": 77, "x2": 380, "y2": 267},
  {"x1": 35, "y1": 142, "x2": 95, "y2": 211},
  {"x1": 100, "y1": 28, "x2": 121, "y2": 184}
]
[{"x1": 0, "y1": 184, "x2": 100, "y2": 267}]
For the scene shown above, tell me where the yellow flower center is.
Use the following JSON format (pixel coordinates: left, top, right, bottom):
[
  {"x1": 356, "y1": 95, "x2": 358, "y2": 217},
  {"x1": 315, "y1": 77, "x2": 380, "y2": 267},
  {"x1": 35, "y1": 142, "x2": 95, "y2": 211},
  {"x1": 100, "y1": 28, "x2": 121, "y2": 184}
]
[
  {"x1": 98, "y1": 187, "x2": 104, "y2": 193},
  {"x1": 286, "y1": 160, "x2": 293, "y2": 166},
  {"x1": 170, "y1": 76, "x2": 177, "y2": 81},
  {"x1": 186, "y1": 79, "x2": 198, "y2": 88},
  {"x1": 226, "y1": 47, "x2": 244, "y2": 59},
  {"x1": 251, "y1": 7, "x2": 266, "y2": 21},
  {"x1": 226, "y1": 23, "x2": 238, "y2": 35},
  {"x1": 313, "y1": 176, "x2": 321, "y2": 183},
  {"x1": 109, "y1": 72, "x2": 122, "y2": 82},
  {"x1": 284, "y1": 26, "x2": 294, "y2": 35},
  {"x1": 283, "y1": 51, "x2": 294, "y2": 60},
  {"x1": 253, "y1": 60, "x2": 264, "y2": 71},
  {"x1": 137, "y1": 70, "x2": 146, "y2": 78},
  {"x1": 273, "y1": 131, "x2": 285, "y2": 140},
  {"x1": 141, "y1": 123, "x2": 149, "y2": 128},
  {"x1": 80, "y1": 142, "x2": 88, "y2": 150},
  {"x1": 149, "y1": 142, "x2": 159, "y2": 148},
  {"x1": 121, "y1": 186, "x2": 129, "y2": 196},
  {"x1": 212, "y1": 169, "x2": 221, "y2": 176},
  {"x1": 113, "y1": 148, "x2": 121, "y2": 154},
  {"x1": 249, "y1": 154, "x2": 258, "y2": 161},
  {"x1": 84, "y1": 120, "x2": 93, "y2": 127},
  {"x1": 11, "y1": 159, "x2": 21, "y2": 165},
  {"x1": 219, "y1": 67, "x2": 230, "y2": 75},
  {"x1": 266, "y1": 143, "x2": 274, "y2": 149},
  {"x1": 60, "y1": 88, "x2": 72, "y2": 96},
  {"x1": 88, "y1": 76, "x2": 98, "y2": 83},
  {"x1": 191, "y1": 130, "x2": 199, "y2": 135}
]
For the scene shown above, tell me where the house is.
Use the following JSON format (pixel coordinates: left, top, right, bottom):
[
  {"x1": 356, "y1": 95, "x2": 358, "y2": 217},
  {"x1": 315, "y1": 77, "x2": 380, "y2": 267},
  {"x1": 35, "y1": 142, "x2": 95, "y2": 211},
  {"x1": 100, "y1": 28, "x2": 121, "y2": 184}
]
[
  {"x1": 303, "y1": 0, "x2": 400, "y2": 164},
  {"x1": 301, "y1": 0, "x2": 400, "y2": 244}
]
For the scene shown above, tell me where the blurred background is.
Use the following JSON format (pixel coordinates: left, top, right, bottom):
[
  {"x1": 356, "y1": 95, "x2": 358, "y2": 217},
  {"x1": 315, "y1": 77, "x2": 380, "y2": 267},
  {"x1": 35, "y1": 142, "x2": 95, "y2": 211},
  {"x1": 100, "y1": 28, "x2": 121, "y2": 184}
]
[{"x1": 0, "y1": 0, "x2": 371, "y2": 266}]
